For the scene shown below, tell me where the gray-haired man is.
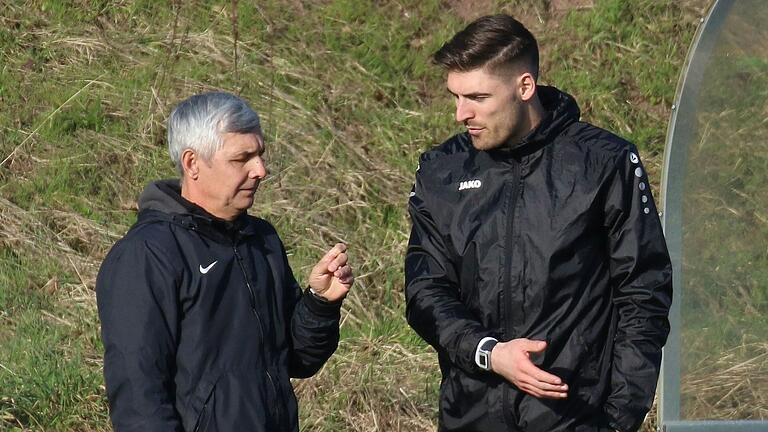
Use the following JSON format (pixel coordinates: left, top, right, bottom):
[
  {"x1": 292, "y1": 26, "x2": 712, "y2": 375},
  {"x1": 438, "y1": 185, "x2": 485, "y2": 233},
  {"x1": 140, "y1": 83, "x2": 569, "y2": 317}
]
[{"x1": 97, "y1": 92, "x2": 353, "y2": 431}]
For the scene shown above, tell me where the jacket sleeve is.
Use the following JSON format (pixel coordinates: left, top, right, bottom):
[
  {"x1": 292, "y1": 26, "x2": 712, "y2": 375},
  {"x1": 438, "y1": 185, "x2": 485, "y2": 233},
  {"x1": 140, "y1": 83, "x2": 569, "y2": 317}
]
[
  {"x1": 96, "y1": 239, "x2": 183, "y2": 432},
  {"x1": 602, "y1": 146, "x2": 673, "y2": 432},
  {"x1": 279, "y1": 242, "x2": 342, "y2": 378},
  {"x1": 404, "y1": 171, "x2": 490, "y2": 374}
]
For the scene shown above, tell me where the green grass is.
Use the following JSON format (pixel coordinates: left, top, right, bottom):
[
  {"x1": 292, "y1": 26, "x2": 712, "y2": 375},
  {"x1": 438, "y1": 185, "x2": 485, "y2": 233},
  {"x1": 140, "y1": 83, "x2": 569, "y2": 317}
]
[
  {"x1": 0, "y1": 246, "x2": 108, "y2": 429},
  {"x1": 0, "y1": 0, "x2": 729, "y2": 430},
  {"x1": 544, "y1": 0, "x2": 697, "y2": 159}
]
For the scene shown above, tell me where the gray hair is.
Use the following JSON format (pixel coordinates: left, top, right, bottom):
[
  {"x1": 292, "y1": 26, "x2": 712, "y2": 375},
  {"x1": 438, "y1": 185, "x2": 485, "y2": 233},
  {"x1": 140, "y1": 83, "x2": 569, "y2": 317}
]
[{"x1": 167, "y1": 92, "x2": 262, "y2": 175}]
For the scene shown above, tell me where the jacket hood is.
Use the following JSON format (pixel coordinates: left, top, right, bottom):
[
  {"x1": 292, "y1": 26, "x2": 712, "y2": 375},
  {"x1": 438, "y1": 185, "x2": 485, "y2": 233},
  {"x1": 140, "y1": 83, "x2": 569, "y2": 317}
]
[
  {"x1": 137, "y1": 179, "x2": 191, "y2": 215},
  {"x1": 498, "y1": 85, "x2": 580, "y2": 155},
  {"x1": 136, "y1": 179, "x2": 251, "y2": 239},
  {"x1": 530, "y1": 85, "x2": 581, "y2": 143}
]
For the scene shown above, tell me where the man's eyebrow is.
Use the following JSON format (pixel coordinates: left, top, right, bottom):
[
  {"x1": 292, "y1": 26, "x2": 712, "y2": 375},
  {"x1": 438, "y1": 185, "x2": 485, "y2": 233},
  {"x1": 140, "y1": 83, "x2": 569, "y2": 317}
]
[
  {"x1": 446, "y1": 88, "x2": 490, "y2": 98},
  {"x1": 231, "y1": 148, "x2": 264, "y2": 158}
]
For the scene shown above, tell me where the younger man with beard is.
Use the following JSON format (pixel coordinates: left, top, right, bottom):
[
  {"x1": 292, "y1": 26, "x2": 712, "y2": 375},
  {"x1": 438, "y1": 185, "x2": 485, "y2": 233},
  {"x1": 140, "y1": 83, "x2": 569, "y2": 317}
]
[{"x1": 405, "y1": 15, "x2": 672, "y2": 432}]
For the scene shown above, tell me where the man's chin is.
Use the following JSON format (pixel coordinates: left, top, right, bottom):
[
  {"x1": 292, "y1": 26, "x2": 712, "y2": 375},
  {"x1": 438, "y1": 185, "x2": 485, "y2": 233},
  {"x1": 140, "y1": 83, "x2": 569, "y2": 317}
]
[
  {"x1": 234, "y1": 196, "x2": 255, "y2": 212},
  {"x1": 470, "y1": 136, "x2": 502, "y2": 151}
]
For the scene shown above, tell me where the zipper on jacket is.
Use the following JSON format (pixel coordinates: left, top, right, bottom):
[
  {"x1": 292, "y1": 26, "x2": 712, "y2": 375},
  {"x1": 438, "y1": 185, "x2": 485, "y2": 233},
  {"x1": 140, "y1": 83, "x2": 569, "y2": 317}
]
[
  {"x1": 502, "y1": 160, "x2": 523, "y2": 429},
  {"x1": 502, "y1": 160, "x2": 523, "y2": 339},
  {"x1": 232, "y1": 245, "x2": 266, "y2": 340},
  {"x1": 233, "y1": 243, "x2": 283, "y2": 427}
]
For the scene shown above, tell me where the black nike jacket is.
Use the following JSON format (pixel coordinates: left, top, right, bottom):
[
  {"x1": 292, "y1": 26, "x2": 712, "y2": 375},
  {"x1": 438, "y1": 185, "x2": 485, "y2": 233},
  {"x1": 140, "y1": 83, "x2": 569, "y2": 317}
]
[
  {"x1": 404, "y1": 86, "x2": 672, "y2": 432},
  {"x1": 97, "y1": 180, "x2": 341, "y2": 431}
]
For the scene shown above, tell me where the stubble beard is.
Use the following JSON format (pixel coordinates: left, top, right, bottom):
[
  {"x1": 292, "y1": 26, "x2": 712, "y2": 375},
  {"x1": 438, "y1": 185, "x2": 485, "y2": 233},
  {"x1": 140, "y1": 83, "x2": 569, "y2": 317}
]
[{"x1": 470, "y1": 129, "x2": 508, "y2": 151}]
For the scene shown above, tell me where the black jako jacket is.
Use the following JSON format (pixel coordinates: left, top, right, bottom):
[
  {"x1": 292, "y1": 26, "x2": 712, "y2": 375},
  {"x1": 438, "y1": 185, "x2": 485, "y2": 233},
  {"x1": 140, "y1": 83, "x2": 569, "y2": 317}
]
[
  {"x1": 405, "y1": 86, "x2": 672, "y2": 432},
  {"x1": 97, "y1": 180, "x2": 341, "y2": 432}
]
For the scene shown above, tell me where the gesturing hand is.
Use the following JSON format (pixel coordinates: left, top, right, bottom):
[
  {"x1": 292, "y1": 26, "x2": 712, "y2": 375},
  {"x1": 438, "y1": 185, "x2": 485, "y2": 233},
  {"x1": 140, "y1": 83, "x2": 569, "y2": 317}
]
[
  {"x1": 308, "y1": 243, "x2": 354, "y2": 302},
  {"x1": 491, "y1": 338, "x2": 568, "y2": 399}
]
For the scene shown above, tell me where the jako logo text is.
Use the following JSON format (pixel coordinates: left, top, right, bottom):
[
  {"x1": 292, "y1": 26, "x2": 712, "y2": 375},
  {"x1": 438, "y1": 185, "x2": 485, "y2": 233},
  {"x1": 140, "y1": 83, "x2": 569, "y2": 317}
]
[{"x1": 458, "y1": 179, "x2": 482, "y2": 191}]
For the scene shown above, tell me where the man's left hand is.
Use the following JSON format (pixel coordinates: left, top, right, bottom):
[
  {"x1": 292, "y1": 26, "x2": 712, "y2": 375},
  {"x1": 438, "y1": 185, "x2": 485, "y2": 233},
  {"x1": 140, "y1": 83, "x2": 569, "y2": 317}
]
[{"x1": 308, "y1": 243, "x2": 354, "y2": 302}]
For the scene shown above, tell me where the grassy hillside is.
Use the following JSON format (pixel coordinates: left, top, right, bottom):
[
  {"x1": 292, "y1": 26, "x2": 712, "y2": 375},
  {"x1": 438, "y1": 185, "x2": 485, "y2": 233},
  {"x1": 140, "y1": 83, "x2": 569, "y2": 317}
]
[{"x1": 0, "y1": 0, "x2": 713, "y2": 430}]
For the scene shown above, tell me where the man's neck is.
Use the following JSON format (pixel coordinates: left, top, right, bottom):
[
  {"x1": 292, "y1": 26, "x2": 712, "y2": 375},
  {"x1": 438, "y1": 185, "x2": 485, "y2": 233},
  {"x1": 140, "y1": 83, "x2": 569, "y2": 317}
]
[
  {"x1": 180, "y1": 179, "x2": 238, "y2": 221},
  {"x1": 526, "y1": 95, "x2": 546, "y2": 136},
  {"x1": 179, "y1": 179, "x2": 200, "y2": 212},
  {"x1": 508, "y1": 95, "x2": 546, "y2": 146}
]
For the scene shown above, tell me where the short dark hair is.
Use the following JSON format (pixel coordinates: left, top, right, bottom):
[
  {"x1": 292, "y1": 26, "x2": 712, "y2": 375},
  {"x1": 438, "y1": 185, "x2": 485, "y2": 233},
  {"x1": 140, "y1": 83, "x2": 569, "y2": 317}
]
[{"x1": 433, "y1": 14, "x2": 539, "y2": 78}]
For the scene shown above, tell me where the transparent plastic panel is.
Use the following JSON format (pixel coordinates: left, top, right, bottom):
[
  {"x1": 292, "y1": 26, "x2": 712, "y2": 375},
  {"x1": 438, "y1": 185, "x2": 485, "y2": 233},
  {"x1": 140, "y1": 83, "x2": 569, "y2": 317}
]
[{"x1": 677, "y1": 0, "x2": 768, "y2": 421}]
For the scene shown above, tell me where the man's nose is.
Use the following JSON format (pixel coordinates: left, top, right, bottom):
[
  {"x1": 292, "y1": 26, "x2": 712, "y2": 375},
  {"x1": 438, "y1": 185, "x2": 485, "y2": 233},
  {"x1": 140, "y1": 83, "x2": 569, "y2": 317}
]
[
  {"x1": 455, "y1": 99, "x2": 473, "y2": 123},
  {"x1": 249, "y1": 157, "x2": 268, "y2": 179}
]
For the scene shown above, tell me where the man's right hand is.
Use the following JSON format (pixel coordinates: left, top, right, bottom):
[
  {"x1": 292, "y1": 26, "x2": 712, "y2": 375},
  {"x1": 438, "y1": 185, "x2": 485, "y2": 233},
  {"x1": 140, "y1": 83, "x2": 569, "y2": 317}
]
[
  {"x1": 490, "y1": 338, "x2": 569, "y2": 399},
  {"x1": 308, "y1": 243, "x2": 354, "y2": 302}
]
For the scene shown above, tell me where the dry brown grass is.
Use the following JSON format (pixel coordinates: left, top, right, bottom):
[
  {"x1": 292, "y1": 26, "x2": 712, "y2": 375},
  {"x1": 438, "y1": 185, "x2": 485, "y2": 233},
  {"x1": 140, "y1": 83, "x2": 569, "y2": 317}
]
[
  {"x1": 0, "y1": 197, "x2": 101, "y2": 280},
  {"x1": 681, "y1": 343, "x2": 768, "y2": 420}
]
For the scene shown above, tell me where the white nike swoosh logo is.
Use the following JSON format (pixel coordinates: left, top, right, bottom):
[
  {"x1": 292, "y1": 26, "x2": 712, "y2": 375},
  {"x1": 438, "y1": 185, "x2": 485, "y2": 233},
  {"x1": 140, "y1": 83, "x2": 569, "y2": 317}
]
[{"x1": 199, "y1": 261, "x2": 218, "y2": 274}]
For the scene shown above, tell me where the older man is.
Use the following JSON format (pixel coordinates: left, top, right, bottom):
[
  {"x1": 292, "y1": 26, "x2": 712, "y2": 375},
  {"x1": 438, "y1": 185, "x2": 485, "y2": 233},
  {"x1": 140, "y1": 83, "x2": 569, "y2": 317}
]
[{"x1": 97, "y1": 92, "x2": 353, "y2": 431}]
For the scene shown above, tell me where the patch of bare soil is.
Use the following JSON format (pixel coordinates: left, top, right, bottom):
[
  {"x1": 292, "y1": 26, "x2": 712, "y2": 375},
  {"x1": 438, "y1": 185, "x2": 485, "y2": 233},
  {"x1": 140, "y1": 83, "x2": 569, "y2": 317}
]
[{"x1": 442, "y1": 0, "x2": 498, "y2": 22}]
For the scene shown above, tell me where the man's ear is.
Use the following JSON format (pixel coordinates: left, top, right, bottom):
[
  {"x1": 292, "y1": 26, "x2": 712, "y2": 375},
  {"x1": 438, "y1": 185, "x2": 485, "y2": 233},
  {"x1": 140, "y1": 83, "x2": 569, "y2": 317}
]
[
  {"x1": 519, "y1": 72, "x2": 537, "y2": 102},
  {"x1": 181, "y1": 149, "x2": 199, "y2": 180}
]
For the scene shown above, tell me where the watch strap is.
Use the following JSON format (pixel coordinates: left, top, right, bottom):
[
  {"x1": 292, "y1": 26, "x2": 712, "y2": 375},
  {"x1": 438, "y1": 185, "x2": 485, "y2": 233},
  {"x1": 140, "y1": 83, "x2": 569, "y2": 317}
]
[{"x1": 475, "y1": 337, "x2": 498, "y2": 370}]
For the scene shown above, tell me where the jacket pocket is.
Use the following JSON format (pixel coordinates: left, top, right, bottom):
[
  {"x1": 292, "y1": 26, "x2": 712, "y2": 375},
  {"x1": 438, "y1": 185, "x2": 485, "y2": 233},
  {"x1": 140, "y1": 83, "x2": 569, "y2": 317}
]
[
  {"x1": 193, "y1": 388, "x2": 215, "y2": 432},
  {"x1": 272, "y1": 368, "x2": 300, "y2": 430},
  {"x1": 184, "y1": 375, "x2": 219, "y2": 432},
  {"x1": 265, "y1": 369, "x2": 281, "y2": 421},
  {"x1": 572, "y1": 329, "x2": 607, "y2": 409}
]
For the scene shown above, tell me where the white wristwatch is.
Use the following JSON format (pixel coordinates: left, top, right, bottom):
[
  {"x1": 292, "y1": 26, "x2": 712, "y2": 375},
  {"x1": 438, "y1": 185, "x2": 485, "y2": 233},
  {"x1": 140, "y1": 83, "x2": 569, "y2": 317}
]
[{"x1": 475, "y1": 337, "x2": 498, "y2": 371}]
